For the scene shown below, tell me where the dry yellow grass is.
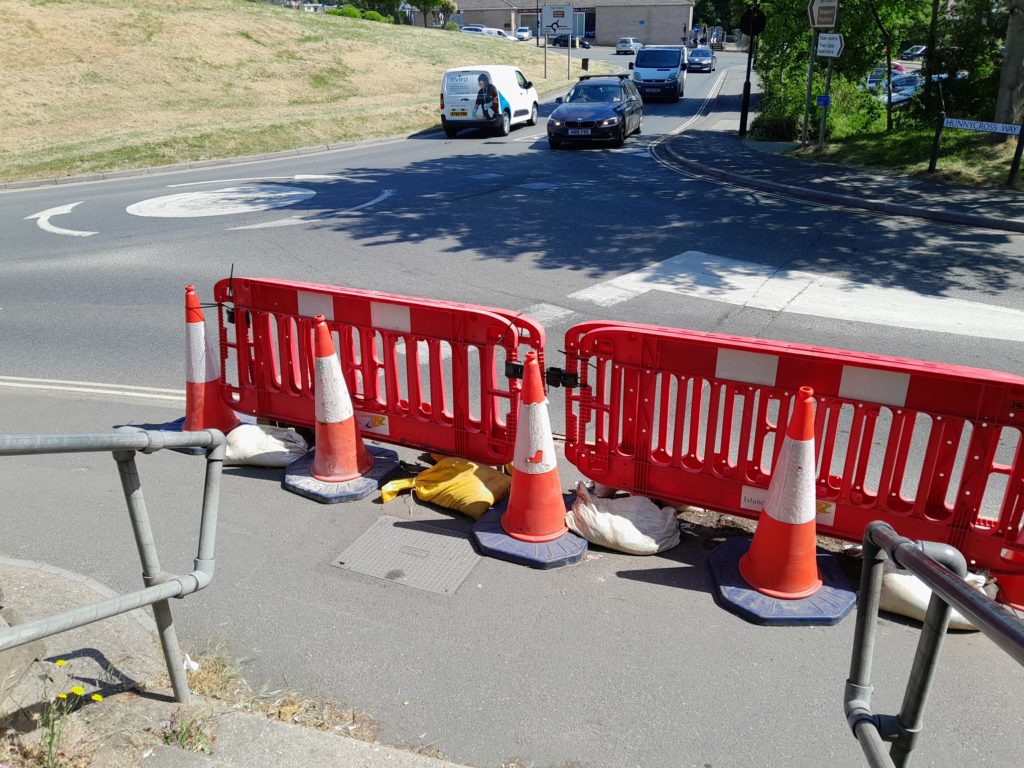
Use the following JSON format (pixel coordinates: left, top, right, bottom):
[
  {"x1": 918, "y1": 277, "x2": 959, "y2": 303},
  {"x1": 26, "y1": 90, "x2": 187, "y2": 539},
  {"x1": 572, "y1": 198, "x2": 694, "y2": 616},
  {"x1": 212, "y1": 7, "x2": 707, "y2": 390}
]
[{"x1": 0, "y1": 0, "x2": 608, "y2": 181}]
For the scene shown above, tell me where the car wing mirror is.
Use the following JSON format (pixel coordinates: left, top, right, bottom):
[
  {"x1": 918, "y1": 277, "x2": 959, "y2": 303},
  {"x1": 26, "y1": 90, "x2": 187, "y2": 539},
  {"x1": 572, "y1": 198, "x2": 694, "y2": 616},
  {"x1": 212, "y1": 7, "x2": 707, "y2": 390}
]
[
  {"x1": 525, "y1": 81, "x2": 533, "y2": 89},
  {"x1": 555, "y1": 97, "x2": 563, "y2": 104},
  {"x1": 628, "y1": 62, "x2": 635, "y2": 70}
]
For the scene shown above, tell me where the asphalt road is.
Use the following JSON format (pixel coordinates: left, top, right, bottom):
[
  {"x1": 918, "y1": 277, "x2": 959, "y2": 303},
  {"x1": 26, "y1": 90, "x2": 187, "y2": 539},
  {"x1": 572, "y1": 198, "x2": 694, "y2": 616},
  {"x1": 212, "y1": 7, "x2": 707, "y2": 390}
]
[{"x1": 2, "y1": 52, "x2": 1024, "y2": 768}]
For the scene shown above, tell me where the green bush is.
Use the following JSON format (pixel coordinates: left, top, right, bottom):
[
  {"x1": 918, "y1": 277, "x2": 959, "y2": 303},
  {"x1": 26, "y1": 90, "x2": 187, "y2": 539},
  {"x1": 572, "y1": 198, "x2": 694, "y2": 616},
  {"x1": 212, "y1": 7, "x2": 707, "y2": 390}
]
[
  {"x1": 362, "y1": 10, "x2": 390, "y2": 22},
  {"x1": 443, "y1": 21, "x2": 459, "y2": 31},
  {"x1": 334, "y1": 5, "x2": 362, "y2": 18},
  {"x1": 749, "y1": 114, "x2": 798, "y2": 141}
]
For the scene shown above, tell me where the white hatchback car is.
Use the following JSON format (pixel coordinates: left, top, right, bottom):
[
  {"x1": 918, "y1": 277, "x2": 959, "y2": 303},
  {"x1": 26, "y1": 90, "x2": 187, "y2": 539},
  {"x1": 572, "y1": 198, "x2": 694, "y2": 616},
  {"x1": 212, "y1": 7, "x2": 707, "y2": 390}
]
[{"x1": 515, "y1": 26, "x2": 533, "y2": 41}]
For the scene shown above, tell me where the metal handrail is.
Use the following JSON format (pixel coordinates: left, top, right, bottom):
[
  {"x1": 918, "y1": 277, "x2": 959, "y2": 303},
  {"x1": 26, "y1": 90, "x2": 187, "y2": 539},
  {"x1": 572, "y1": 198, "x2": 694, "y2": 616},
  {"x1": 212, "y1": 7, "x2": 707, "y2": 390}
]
[
  {"x1": 844, "y1": 521, "x2": 1024, "y2": 768},
  {"x1": 0, "y1": 428, "x2": 226, "y2": 703}
]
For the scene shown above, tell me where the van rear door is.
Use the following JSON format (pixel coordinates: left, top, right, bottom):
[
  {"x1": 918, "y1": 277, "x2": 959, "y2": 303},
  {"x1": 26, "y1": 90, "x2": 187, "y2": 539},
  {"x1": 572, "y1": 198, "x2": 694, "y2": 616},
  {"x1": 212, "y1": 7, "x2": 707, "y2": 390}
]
[{"x1": 443, "y1": 71, "x2": 481, "y2": 122}]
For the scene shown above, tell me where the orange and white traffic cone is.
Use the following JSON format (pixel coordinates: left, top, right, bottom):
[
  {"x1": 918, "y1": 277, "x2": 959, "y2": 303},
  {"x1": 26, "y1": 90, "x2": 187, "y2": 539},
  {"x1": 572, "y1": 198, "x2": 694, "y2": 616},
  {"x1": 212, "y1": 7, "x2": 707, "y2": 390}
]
[
  {"x1": 473, "y1": 351, "x2": 587, "y2": 568},
  {"x1": 708, "y1": 386, "x2": 856, "y2": 625},
  {"x1": 283, "y1": 315, "x2": 398, "y2": 503},
  {"x1": 184, "y1": 284, "x2": 240, "y2": 434},
  {"x1": 738, "y1": 386, "x2": 822, "y2": 599}
]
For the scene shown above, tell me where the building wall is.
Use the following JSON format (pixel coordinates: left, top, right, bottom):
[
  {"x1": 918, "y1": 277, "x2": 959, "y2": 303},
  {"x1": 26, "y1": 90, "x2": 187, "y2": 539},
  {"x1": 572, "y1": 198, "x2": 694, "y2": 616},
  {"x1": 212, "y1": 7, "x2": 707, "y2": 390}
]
[
  {"x1": 461, "y1": 9, "x2": 517, "y2": 30},
  {"x1": 595, "y1": 6, "x2": 692, "y2": 46}
]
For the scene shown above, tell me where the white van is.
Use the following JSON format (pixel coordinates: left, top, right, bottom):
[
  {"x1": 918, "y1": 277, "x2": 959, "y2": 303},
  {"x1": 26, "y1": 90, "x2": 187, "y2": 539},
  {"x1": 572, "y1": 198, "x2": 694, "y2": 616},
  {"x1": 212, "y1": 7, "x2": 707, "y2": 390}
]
[
  {"x1": 440, "y1": 66, "x2": 539, "y2": 137},
  {"x1": 630, "y1": 45, "x2": 687, "y2": 102}
]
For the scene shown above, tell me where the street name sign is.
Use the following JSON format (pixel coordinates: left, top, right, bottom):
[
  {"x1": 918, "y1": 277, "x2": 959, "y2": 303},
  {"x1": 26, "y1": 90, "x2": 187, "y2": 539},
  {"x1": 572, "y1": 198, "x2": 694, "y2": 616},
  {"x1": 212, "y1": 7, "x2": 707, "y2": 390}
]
[
  {"x1": 943, "y1": 117, "x2": 1021, "y2": 136},
  {"x1": 808, "y1": 0, "x2": 838, "y2": 28},
  {"x1": 816, "y1": 33, "x2": 844, "y2": 57},
  {"x1": 541, "y1": 5, "x2": 573, "y2": 37}
]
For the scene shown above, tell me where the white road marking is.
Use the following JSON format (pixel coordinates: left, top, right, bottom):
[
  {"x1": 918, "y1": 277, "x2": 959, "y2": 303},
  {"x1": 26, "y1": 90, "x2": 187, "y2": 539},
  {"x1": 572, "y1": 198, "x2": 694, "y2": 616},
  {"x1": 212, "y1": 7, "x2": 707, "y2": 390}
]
[
  {"x1": 519, "y1": 303, "x2": 577, "y2": 325},
  {"x1": 514, "y1": 133, "x2": 546, "y2": 142},
  {"x1": 24, "y1": 202, "x2": 97, "y2": 238},
  {"x1": 568, "y1": 250, "x2": 1024, "y2": 342},
  {"x1": 230, "y1": 189, "x2": 395, "y2": 230},
  {"x1": 0, "y1": 375, "x2": 184, "y2": 401},
  {"x1": 518, "y1": 182, "x2": 559, "y2": 190},
  {"x1": 127, "y1": 184, "x2": 316, "y2": 218}
]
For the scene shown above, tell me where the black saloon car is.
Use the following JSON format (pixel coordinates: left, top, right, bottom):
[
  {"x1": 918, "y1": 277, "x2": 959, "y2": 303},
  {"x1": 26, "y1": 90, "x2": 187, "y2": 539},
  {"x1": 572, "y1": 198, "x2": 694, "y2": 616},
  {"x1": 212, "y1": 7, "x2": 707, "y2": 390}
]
[
  {"x1": 547, "y1": 75, "x2": 643, "y2": 149},
  {"x1": 551, "y1": 34, "x2": 591, "y2": 49}
]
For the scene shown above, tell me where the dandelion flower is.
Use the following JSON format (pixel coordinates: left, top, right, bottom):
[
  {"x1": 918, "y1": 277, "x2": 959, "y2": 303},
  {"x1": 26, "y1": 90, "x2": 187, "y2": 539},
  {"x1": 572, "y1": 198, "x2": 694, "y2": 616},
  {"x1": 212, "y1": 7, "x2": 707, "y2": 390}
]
[
  {"x1": 57, "y1": 693, "x2": 68, "y2": 700},
  {"x1": 91, "y1": 693, "x2": 104, "y2": 702},
  {"x1": 70, "y1": 686, "x2": 85, "y2": 696},
  {"x1": 55, "y1": 659, "x2": 67, "y2": 667}
]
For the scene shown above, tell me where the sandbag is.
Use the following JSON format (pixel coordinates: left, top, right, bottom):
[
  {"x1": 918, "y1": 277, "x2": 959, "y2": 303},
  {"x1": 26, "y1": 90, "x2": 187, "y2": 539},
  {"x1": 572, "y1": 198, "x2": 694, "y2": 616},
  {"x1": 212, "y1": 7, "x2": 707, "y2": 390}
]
[
  {"x1": 566, "y1": 482, "x2": 680, "y2": 555},
  {"x1": 380, "y1": 457, "x2": 511, "y2": 520},
  {"x1": 224, "y1": 424, "x2": 308, "y2": 467},
  {"x1": 879, "y1": 559, "x2": 988, "y2": 631}
]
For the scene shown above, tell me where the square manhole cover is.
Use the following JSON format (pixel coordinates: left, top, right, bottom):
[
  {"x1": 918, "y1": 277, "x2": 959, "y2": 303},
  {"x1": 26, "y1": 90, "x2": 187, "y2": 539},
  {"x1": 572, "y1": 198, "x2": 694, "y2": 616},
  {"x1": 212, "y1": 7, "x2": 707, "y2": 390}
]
[{"x1": 332, "y1": 516, "x2": 479, "y2": 594}]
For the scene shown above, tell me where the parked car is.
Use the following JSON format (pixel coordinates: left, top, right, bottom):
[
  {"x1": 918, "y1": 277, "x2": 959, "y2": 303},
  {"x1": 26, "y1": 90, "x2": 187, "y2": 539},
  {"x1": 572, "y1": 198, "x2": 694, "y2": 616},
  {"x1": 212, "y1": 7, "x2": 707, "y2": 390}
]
[
  {"x1": 440, "y1": 65, "x2": 539, "y2": 138},
  {"x1": 687, "y1": 47, "x2": 717, "y2": 72},
  {"x1": 547, "y1": 74, "x2": 643, "y2": 149},
  {"x1": 901, "y1": 44, "x2": 927, "y2": 60},
  {"x1": 875, "y1": 74, "x2": 924, "y2": 105},
  {"x1": 552, "y1": 34, "x2": 591, "y2": 49},
  {"x1": 515, "y1": 26, "x2": 533, "y2": 41},
  {"x1": 866, "y1": 65, "x2": 907, "y2": 90},
  {"x1": 615, "y1": 37, "x2": 643, "y2": 55},
  {"x1": 483, "y1": 28, "x2": 518, "y2": 42},
  {"x1": 460, "y1": 25, "x2": 484, "y2": 34}
]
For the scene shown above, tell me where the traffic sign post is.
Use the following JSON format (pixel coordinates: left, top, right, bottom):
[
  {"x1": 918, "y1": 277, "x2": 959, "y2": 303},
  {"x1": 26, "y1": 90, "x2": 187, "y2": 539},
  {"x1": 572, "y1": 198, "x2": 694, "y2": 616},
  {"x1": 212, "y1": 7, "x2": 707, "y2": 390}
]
[
  {"x1": 541, "y1": 4, "x2": 574, "y2": 81},
  {"x1": 814, "y1": 33, "x2": 841, "y2": 150},
  {"x1": 801, "y1": 0, "x2": 838, "y2": 145},
  {"x1": 737, "y1": 5, "x2": 767, "y2": 138}
]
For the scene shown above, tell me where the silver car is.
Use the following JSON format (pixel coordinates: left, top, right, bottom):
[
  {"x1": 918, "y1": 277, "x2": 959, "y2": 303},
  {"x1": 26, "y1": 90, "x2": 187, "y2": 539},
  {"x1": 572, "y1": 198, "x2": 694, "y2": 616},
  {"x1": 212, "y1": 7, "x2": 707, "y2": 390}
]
[
  {"x1": 688, "y1": 47, "x2": 717, "y2": 72},
  {"x1": 616, "y1": 37, "x2": 643, "y2": 55}
]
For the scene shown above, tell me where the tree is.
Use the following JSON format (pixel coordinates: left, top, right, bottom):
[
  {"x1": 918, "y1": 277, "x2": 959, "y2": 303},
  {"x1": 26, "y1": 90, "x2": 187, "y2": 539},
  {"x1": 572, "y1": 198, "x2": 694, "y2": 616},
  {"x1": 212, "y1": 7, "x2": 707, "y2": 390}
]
[
  {"x1": 434, "y1": 0, "x2": 456, "y2": 26},
  {"x1": 995, "y1": 0, "x2": 1024, "y2": 126},
  {"x1": 409, "y1": 0, "x2": 439, "y2": 26}
]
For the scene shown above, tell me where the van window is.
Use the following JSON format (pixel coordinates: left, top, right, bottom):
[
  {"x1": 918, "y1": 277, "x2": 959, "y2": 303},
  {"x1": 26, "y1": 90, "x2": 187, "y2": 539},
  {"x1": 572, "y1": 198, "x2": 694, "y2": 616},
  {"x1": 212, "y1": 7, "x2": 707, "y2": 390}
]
[
  {"x1": 515, "y1": 70, "x2": 529, "y2": 88},
  {"x1": 636, "y1": 49, "x2": 681, "y2": 68},
  {"x1": 444, "y1": 70, "x2": 486, "y2": 95}
]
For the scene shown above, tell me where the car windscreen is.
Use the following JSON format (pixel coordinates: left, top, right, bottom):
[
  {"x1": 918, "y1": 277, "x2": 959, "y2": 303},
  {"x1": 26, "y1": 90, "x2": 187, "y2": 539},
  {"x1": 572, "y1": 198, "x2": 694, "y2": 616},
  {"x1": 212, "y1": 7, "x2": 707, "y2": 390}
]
[
  {"x1": 635, "y1": 49, "x2": 681, "y2": 68},
  {"x1": 565, "y1": 84, "x2": 621, "y2": 103},
  {"x1": 692, "y1": 48, "x2": 713, "y2": 57}
]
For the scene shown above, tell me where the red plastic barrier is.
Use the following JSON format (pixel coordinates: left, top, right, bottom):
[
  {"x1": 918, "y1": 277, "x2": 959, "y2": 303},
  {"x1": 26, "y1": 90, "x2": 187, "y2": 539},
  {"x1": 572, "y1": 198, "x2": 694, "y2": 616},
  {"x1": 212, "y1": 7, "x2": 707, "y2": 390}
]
[
  {"x1": 213, "y1": 278, "x2": 544, "y2": 465},
  {"x1": 563, "y1": 321, "x2": 1024, "y2": 604}
]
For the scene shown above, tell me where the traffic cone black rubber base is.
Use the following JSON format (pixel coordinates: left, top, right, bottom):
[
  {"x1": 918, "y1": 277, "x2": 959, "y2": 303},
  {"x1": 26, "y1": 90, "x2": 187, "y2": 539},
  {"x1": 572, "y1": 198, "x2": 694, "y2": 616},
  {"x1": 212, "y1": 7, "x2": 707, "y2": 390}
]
[
  {"x1": 708, "y1": 538, "x2": 856, "y2": 626},
  {"x1": 283, "y1": 443, "x2": 399, "y2": 504},
  {"x1": 472, "y1": 493, "x2": 586, "y2": 570}
]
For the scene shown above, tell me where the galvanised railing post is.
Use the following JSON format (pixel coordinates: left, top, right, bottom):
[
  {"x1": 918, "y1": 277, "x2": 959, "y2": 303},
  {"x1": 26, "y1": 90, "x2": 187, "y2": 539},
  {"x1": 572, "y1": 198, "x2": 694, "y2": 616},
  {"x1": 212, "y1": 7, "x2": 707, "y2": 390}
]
[{"x1": 113, "y1": 444, "x2": 190, "y2": 704}]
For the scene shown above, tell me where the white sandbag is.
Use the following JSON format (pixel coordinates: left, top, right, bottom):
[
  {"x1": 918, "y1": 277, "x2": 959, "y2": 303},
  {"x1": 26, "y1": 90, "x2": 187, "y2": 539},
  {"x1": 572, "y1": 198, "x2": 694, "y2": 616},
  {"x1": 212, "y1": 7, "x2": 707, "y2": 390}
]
[
  {"x1": 879, "y1": 559, "x2": 987, "y2": 631},
  {"x1": 225, "y1": 424, "x2": 308, "y2": 467},
  {"x1": 566, "y1": 482, "x2": 681, "y2": 555}
]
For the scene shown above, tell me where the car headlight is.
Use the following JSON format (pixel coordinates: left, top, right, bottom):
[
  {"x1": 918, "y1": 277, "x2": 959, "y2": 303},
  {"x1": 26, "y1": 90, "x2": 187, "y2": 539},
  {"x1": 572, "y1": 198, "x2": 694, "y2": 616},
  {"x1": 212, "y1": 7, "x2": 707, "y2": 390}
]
[
  {"x1": 666, "y1": 73, "x2": 678, "y2": 82},
  {"x1": 550, "y1": 120, "x2": 563, "y2": 127},
  {"x1": 600, "y1": 117, "x2": 620, "y2": 126}
]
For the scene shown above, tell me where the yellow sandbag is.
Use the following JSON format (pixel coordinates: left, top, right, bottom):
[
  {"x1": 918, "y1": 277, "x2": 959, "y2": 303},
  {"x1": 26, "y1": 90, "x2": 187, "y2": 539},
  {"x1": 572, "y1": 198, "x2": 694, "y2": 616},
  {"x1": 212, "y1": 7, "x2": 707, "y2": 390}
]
[{"x1": 380, "y1": 457, "x2": 511, "y2": 520}]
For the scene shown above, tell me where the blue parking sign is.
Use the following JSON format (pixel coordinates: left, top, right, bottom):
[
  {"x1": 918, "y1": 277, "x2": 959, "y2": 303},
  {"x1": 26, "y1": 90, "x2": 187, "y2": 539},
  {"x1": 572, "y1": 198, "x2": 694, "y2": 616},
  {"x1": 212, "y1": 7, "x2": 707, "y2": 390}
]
[{"x1": 816, "y1": 95, "x2": 831, "y2": 108}]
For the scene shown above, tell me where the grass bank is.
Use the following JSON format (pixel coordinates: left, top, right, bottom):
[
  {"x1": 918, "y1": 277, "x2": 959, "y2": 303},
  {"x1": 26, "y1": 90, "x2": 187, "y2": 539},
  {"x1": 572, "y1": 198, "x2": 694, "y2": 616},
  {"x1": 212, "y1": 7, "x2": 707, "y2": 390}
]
[
  {"x1": 0, "y1": 0, "x2": 610, "y2": 182},
  {"x1": 795, "y1": 125, "x2": 1020, "y2": 188}
]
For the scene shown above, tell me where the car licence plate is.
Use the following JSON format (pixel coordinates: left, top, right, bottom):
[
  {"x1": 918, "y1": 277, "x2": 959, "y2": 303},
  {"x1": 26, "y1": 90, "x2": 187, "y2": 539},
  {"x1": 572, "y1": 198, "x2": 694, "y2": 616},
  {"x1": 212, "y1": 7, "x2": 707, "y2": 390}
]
[
  {"x1": 450, "y1": 110, "x2": 467, "y2": 117},
  {"x1": 568, "y1": 128, "x2": 591, "y2": 136}
]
